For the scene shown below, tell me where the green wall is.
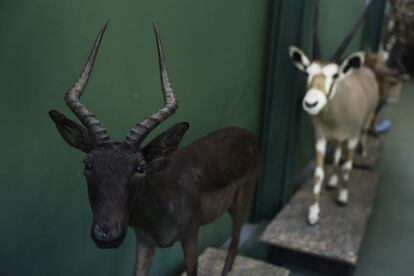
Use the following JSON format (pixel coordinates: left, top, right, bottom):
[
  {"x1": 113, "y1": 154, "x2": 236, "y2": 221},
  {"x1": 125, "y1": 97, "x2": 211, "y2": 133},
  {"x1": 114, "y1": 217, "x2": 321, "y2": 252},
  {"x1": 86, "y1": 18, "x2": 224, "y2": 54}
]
[
  {"x1": 0, "y1": 0, "x2": 385, "y2": 275},
  {"x1": 0, "y1": 0, "x2": 269, "y2": 275},
  {"x1": 320, "y1": 0, "x2": 366, "y2": 60}
]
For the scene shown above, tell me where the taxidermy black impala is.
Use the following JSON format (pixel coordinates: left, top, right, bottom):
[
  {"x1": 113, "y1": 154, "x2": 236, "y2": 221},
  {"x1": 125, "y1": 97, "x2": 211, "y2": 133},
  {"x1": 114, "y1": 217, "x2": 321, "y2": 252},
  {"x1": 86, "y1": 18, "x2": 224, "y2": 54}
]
[{"x1": 48, "y1": 22, "x2": 260, "y2": 276}]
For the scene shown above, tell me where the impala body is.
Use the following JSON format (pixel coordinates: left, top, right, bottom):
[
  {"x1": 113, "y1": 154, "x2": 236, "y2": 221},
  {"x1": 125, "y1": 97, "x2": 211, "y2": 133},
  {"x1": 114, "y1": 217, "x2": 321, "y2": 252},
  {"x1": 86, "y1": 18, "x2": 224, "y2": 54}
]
[
  {"x1": 49, "y1": 22, "x2": 259, "y2": 276},
  {"x1": 289, "y1": 0, "x2": 379, "y2": 225}
]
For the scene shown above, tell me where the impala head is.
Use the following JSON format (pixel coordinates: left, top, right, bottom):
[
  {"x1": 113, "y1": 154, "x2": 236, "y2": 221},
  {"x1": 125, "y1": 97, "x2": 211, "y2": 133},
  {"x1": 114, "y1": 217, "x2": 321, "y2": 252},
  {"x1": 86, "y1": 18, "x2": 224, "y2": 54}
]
[
  {"x1": 48, "y1": 22, "x2": 188, "y2": 249},
  {"x1": 288, "y1": 0, "x2": 373, "y2": 115}
]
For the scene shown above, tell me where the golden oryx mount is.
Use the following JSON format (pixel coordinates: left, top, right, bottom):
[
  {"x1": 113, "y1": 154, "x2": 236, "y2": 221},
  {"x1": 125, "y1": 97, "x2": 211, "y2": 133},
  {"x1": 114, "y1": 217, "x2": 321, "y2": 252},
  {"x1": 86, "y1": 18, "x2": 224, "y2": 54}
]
[{"x1": 288, "y1": 0, "x2": 379, "y2": 225}]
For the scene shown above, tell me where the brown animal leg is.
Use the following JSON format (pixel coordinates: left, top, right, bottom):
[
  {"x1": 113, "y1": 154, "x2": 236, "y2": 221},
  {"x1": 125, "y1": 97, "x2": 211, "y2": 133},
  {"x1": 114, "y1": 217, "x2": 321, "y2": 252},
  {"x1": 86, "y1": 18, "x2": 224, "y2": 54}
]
[
  {"x1": 221, "y1": 180, "x2": 254, "y2": 276},
  {"x1": 361, "y1": 113, "x2": 375, "y2": 156},
  {"x1": 359, "y1": 130, "x2": 368, "y2": 157},
  {"x1": 369, "y1": 105, "x2": 383, "y2": 136},
  {"x1": 133, "y1": 230, "x2": 156, "y2": 276},
  {"x1": 181, "y1": 225, "x2": 199, "y2": 276},
  {"x1": 221, "y1": 217, "x2": 241, "y2": 276}
]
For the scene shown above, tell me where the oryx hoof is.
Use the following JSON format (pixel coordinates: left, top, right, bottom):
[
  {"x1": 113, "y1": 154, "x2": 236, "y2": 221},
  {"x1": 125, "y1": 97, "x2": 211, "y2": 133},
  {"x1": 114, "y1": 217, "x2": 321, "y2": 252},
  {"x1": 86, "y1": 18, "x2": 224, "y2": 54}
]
[
  {"x1": 307, "y1": 218, "x2": 319, "y2": 226},
  {"x1": 326, "y1": 175, "x2": 338, "y2": 191},
  {"x1": 307, "y1": 204, "x2": 320, "y2": 225},
  {"x1": 325, "y1": 184, "x2": 337, "y2": 191},
  {"x1": 336, "y1": 189, "x2": 348, "y2": 207},
  {"x1": 336, "y1": 199, "x2": 348, "y2": 207}
]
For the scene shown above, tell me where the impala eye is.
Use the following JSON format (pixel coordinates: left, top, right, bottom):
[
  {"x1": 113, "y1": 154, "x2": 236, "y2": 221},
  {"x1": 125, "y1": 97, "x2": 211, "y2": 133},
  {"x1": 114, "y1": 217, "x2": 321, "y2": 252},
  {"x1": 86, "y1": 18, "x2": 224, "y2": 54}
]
[
  {"x1": 83, "y1": 161, "x2": 92, "y2": 170},
  {"x1": 136, "y1": 165, "x2": 145, "y2": 174}
]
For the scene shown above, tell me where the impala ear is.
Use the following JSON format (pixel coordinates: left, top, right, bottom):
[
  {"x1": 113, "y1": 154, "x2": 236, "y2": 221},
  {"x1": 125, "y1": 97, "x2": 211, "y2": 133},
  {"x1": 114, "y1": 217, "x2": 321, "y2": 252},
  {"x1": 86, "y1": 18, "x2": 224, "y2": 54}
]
[
  {"x1": 49, "y1": 110, "x2": 95, "y2": 152},
  {"x1": 340, "y1": 51, "x2": 365, "y2": 76},
  {"x1": 289, "y1": 46, "x2": 311, "y2": 72},
  {"x1": 142, "y1": 122, "x2": 189, "y2": 163}
]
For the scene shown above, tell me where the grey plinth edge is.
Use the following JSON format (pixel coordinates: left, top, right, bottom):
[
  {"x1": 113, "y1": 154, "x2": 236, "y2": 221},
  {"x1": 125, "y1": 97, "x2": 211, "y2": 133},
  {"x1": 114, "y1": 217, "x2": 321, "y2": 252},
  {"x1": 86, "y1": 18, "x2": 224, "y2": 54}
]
[
  {"x1": 260, "y1": 168, "x2": 379, "y2": 265},
  {"x1": 181, "y1": 247, "x2": 290, "y2": 276}
]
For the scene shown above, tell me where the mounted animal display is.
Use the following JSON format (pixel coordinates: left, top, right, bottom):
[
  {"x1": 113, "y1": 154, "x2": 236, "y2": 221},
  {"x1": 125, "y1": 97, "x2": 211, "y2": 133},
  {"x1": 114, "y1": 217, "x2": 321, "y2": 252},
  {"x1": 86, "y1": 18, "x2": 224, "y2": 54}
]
[
  {"x1": 288, "y1": 0, "x2": 379, "y2": 225},
  {"x1": 365, "y1": 52, "x2": 404, "y2": 126},
  {"x1": 383, "y1": 0, "x2": 414, "y2": 75},
  {"x1": 48, "y1": 22, "x2": 260, "y2": 276}
]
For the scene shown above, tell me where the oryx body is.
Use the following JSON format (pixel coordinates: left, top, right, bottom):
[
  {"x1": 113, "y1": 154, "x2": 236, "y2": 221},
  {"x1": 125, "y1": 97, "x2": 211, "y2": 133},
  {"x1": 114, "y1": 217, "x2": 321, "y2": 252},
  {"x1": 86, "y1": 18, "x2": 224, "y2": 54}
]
[
  {"x1": 289, "y1": 0, "x2": 379, "y2": 225},
  {"x1": 311, "y1": 66, "x2": 378, "y2": 142}
]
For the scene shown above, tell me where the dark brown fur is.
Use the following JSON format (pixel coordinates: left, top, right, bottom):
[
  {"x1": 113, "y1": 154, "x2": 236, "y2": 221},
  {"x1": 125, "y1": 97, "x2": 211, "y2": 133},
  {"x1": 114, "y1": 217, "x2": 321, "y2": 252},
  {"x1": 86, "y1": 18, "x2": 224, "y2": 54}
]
[
  {"x1": 49, "y1": 23, "x2": 259, "y2": 276},
  {"x1": 129, "y1": 127, "x2": 259, "y2": 275}
]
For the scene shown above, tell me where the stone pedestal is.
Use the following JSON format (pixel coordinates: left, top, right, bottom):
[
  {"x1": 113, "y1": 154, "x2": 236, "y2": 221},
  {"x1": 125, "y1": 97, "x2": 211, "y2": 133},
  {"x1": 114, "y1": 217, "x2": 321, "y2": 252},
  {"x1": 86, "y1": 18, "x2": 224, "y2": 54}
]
[
  {"x1": 181, "y1": 247, "x2": 290, "y2": 276},
  {"x1": 261, "y1": 168, "x2": 379, "y2": 265}
]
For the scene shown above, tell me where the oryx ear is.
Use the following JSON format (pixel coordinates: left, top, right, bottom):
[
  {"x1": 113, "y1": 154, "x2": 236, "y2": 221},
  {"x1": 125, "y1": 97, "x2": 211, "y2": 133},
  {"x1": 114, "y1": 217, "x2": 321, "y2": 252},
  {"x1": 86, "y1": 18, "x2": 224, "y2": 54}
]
[
  {"x1": 289, "y1": 46, "x2": 311, "y2": 72},
  {"x1": 48, "y1": 110, "x2": 95, "y2": 152},
  {"x1": 340, "y1": 51, "x2": 365, "y2": 76},
  {"x1": 142, "y1": 122, "x2": 189, "y2": 163}
]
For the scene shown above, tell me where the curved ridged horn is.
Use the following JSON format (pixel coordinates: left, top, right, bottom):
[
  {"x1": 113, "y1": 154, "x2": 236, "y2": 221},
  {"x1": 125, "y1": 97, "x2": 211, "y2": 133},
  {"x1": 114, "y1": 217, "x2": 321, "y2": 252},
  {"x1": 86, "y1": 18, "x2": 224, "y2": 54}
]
[
  {"x1": 313, "y1": 0, "x2": 321, "y2": 60},
  {"x1": 123, "y1": 25, "x2": 178, "y2": 146},
  {"x1": 64, "y1": 21, "x2": 110, "y2": 144},
  {"x1": 330, "y1": 0, "x2": 374, "y2": 62}
]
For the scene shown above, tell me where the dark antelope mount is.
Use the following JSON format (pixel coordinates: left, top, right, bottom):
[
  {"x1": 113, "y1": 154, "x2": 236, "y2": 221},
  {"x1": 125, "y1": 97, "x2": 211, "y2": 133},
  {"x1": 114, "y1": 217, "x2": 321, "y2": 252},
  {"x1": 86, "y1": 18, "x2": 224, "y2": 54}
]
[{"x1": 48, "y1": 22, "x2": 260, "y2": 276}]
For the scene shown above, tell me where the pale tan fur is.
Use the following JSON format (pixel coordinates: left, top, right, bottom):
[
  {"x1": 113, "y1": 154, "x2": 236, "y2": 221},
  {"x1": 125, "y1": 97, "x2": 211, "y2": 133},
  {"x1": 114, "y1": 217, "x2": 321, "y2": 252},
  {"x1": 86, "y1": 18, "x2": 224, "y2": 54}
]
[
  {"x1": 312, "y1": 67, "x2": 379, "y2": 141},
  {"x1": 308, "y1": 65, "x2": 379, "y2": 225},
  {"x1": 289, "y1": 46, "x2": 381, "y2": 224}
]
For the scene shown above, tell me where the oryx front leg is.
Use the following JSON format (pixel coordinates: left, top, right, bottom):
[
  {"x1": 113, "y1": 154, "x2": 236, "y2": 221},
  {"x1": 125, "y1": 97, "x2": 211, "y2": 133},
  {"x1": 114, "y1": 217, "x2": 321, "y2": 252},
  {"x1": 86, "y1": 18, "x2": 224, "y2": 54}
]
[
  {"x1": 337, "y1": 138, "x2": 357, "y2": 206},
  {"x1": 309, "y1": 138, "x2": 326, "y2": 225},
  {"x1": 133, "y1": 231, "x2": 156, "y2": 276},
  {"x1": 327, "y1": 141, "x2": 342, "y2": 190}
]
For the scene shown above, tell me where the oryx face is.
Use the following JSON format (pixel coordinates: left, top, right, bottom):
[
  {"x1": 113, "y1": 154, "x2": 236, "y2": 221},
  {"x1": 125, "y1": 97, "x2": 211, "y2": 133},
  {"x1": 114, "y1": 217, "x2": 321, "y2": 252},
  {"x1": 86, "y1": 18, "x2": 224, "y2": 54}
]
[
  {"x1": 292, "y1": 0, "x2": 373, "y2": 116},
  {"x1": 289, "y1": 46, "x2": 365, "y2": 116},
  {"x1": 302, "y1": 62, "x2": 340, "y2": 115}
]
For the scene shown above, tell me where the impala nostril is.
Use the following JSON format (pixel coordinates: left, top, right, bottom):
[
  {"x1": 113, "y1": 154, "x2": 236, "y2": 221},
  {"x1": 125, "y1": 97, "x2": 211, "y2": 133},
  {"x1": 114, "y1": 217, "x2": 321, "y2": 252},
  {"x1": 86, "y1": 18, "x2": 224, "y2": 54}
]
[
  {"x1": 94, "y1": 224, "x2": 112, "y2": 241},
  {"x1": 94, "y1": 224, "x2": 101, "y2": 233}
]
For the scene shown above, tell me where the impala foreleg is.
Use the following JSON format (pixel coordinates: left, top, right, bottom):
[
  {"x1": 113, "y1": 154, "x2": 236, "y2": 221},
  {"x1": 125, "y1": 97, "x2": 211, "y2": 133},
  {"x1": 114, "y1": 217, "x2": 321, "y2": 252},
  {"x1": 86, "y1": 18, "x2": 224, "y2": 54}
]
[
  {"x1": 222, "y1": 178, "x2": 255, "y2": 276},
  {"x1": 222, "y1": 204, "x2": 243, "y2": 276},
  {"x1": 309, "y1": 138, "x2": 326, "y2": 225},
  {"x1": 337, "y1": 138, "x2": 357, "y2": 206},
  {"x1": 133, "y1": 231, "x2": 156, "y2": 276},
  {"x1": 181, "y1": 225, "x2": 199, "y2": 276}
]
